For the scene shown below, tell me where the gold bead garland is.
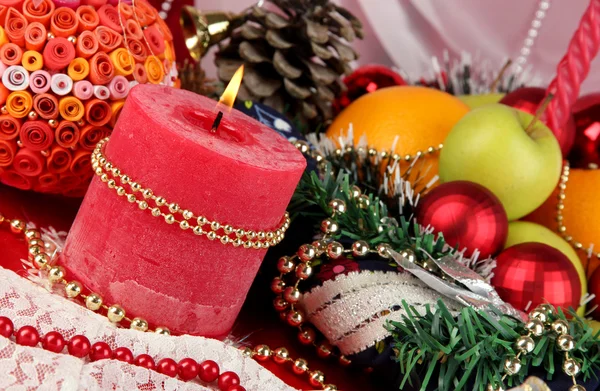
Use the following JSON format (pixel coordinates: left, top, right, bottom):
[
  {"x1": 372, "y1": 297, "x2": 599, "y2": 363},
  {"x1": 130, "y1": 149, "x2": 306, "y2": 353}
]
[
  {"x1": 556, "y1": 162, "x2": 599, "y2": 258},
  {"x1": 1, "y1": 212, "x2": 338, "y2": 391},
  {"x1": 91, "y1": 137, "x2": 290, "y2": 250},
  {"x1": 487, "y1": 303, "x2": 585, "y2": 391},
  {"x1": 0, "y1": 214, "x2": 171, "y2": 336}
]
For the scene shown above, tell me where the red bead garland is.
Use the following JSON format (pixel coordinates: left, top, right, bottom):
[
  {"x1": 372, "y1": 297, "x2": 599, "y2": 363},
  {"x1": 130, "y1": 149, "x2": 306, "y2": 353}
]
[{"x1": 0, "y1": 316, "x2": 246, "y2": 388}]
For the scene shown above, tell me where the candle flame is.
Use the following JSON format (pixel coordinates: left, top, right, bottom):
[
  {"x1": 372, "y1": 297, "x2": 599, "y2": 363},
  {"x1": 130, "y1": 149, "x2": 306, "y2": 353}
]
[{"x1": 219, "y1": 65, "x2": 244, "y2": 109}]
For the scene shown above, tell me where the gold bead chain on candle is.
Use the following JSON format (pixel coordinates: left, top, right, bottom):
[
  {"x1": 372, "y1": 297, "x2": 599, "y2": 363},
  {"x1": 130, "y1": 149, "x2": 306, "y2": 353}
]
[
  {"x1": 91, "y1": 138, "x2": 290, "y2": 250},
  {"x1": 0, "y1": 214, "x2": 338, "y2": 391},
  {"x1": 555, "y1": 162, "x2": 599, "y2": 259},
  {"x1": 0, "y1": 214, "x2": 171, "y2": 336}
]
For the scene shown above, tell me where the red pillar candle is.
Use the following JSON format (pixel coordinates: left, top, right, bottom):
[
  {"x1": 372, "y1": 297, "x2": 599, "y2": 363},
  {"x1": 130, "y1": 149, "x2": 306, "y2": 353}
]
[{"x1": 63, "y1": 84, "x2": 306, "y2": 337}]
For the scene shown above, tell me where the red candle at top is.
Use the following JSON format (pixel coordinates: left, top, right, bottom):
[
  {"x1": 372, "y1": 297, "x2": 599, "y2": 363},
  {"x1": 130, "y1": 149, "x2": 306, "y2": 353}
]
[
  {"x1": 543, "y1": 0, "x2": 600, "y2": 141},
  {"x1": 63, "y1": 83, "x2": 306, "y2": 337}
]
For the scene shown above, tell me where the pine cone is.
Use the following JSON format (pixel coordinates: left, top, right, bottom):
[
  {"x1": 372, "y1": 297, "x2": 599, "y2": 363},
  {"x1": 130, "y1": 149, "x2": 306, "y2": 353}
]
[
  {"x1": 215, "y1": 0, "x2": 363, "y2": 129},
  {"x1": 178, "y1": 59, "x2": 219, "y2": 98}
]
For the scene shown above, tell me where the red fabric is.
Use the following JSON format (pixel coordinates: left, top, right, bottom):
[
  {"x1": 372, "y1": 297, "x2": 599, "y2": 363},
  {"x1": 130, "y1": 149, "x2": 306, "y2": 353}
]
[{"x1": 0, "y1": 183, "x2": 374, "y2": 391}]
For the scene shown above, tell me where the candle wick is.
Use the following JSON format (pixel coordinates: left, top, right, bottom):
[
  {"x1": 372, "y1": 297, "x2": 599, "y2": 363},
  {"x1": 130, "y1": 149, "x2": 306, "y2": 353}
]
[{"x1": 211, "y1": 111, "x2": 224, "y2": 133}]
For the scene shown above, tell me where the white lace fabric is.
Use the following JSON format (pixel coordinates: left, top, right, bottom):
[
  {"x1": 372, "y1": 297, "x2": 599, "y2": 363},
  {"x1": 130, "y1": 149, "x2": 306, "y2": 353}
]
[{"x1": 0, "y1": 266, "x2": 295, "y2": 391}]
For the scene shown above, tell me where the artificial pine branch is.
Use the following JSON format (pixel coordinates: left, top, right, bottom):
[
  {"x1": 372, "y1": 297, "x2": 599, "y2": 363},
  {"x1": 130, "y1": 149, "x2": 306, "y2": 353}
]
[{"x1": 387, "y1": 301, "x2": 600, "y2": 391}]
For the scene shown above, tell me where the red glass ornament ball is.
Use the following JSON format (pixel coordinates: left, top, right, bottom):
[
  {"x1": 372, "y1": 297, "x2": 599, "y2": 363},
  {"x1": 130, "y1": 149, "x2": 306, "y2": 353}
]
[
  {"x1": 218, "y1": 371, "x2": 241, "y2": 391},
  {"x1": 178, "y1": 358, "x2": 200, "y2": 381},
  {"x1": 15, "y1": 326, "x2": 40, "y2": 347},
  {"x1": 68, "y1": 335, "x2": 91, "y2": 358},
  {"x1": 587, "y1": 267, "x2": 600, "y2": 320},
  {"x1": 113, "y1": 347, "x2": 134, "y2": 363},
  {"x1": 492, "y1": 242, "x2": 582, "y2": 312},
  {"x1": 199, "y1": 360, "x2": 220, "y2": 383},
  {"x1": 0, "y1": 316, "x2": 14, "y2": 338},
  {"x1": 416, "y1": 181, "x2": 508, "y2": 258},
  {"x1": 569, "y1": 93, "x2": 600, "y2": 169},
  {"x1": 41, "y1": 331, "x2": 66, "y2": 353},
  {"x1": 500, "y1": 87, "x2": 576, "y2": 156},
  {"x1": 227, "y1": 386, "x2": 246, "y2": 391},
  {"x1": 89, "y1": 341, "x2": 112, "y2": 362},
  {"x1": 134, "y1": 354, "x2": 156, "y2": 370},
  {"x1": 333, "y1": 64, "x2": 406, "y2": 114},
  {"x1": 157, "y1": 358, "x2": 178, "y2": 378}
]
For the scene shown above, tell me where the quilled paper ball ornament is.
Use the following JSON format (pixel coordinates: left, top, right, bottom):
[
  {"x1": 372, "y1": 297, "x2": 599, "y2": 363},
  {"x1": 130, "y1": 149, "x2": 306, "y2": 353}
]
[
  {"x1": 415, "y1": 181, "x2": 508, "y2": 258},
  {"x1": 0, "y1": 0, "x2": 178, "y2": 196},
  {"x1": 326, "y1": 86, "x2": 469, "y2": 186},
  {"x1": 492, "y1": 242, "x2": 582, "y2": 312}
]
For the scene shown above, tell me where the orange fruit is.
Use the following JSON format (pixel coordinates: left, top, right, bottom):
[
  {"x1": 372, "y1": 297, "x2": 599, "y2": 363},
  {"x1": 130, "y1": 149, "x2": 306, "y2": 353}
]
[
  {"x1": 525, "y1": 167, "x2": 600, "y2": 277},
  {"x1": 326, "y1": 86, "x2": 470, "y2": 186}
]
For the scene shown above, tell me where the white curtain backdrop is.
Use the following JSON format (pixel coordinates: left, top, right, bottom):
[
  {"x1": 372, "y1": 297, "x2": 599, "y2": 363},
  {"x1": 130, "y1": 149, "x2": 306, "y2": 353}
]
[{"x1": 195, "y1": 0, "x2": 600, "y2": 94}]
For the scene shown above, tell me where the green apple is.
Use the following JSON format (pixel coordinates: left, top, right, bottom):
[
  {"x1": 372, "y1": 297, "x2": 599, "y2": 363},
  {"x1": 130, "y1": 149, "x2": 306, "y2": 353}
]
[
  {"x1": 439, "y1": 104, "x2": 562, "y2": 220},
  {"x1": 458, "y1": 93, "x2": 505, "y2": 109}
]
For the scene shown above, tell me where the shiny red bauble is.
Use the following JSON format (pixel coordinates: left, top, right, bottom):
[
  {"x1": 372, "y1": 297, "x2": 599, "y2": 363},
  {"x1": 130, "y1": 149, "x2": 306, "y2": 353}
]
[
  {"x1": 587, "y1": 267, "x2": 600, "y2": 320},
  {"x1": 199, "y1": 360, "x2": 221, "y2": 383},
  {"x1": 178, "y1": 358, "x2": 200, "y2": 381},
  {"x1": 0, "y1": 316, "x2": 14, "y2": 338},
  {"x1": 68, "y1": 335, "x2": 91, "y2": 358},
  {"x1": 416, "y1": 181, "x2": 508, "y2": 258},
  {"x1": 227, "y1": 386, "x2": 247, "y2": 391},
  {"x1": 333, "y1": 64, "x2": 406, "y2": 114},
  {"x1": 492, "y1": 243, "x2": 582, "y2": 312},
  {"x1": 134, "y1": 354, "x2": 156, "y2": 370},
  {"x1": 218, "y1": 371, "x2": 241, "y2": 391},
  {"x1": 89, "y1": 341, "x2": 112, "y2": 362},
  {"x1": 113, "y1": 347, "x2": 134, "y2": 363},
  {"x1": 15, "y1": 325, "x2": 39, "y2": 347},
  {"x1": 569, "y1": 93, "x2": 600, "y2": 168},
  {"x1": 500, "y1": 87, "x2": 576, "y2": 156},
  {"x1": 157, "y1": 358, "x2": 179, "y2": 378},
  {"x1": 41, "y1": 331, "x2": 66, "y2": 353}
]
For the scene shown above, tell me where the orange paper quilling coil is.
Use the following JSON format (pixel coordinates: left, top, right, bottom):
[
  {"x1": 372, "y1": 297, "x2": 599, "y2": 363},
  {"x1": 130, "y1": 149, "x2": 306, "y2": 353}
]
[
  {"x1": 81, "y1": 0, "x2": 107, "y2": 8},
  {"x1": 109, "y1": 99, "x2": 124, "y2": 127},
  {"x1": 43, "y1": 37, "x2": 76, "y2": 71},
  {"x1": 59, "y1": 96, "x2": 85, "y2": 122},
  {"x1": 70, "y1": 148, "x2": 91, "y2": 175},
  {"x1": 84, "y1": 98, "x2": 111, "y2": 126},
  {"x1": 143, "y1": 24, "x2": 166, "y2": 56},
  {"x1": 33, "y1": 93, "x2": 59, "y2": 119},
  {"x1": 97, "y1": 4, "x2": 122, "y2": 33},
  {"x1": 55, "y1": 120, "x2": 79, "y2": 148},
  {"x1": 124, "y1": 19, "x2": 143, "y2": 40},
  {"x1": 79, "y1": 124, "x2": 109, "y2": 150},
  {"x1": 13, "y1": 148, "x2": 44, "y2": 177},
  {"x1": 6, "y1": 91, "x2": 33, "y2": 119},
  {"x1": 0, "y1": 26, "x2": 8, "y2": 46},
  {"x1": 109, "y1": 48, "x2": 134, "y2": 76},
  {"x1": 155, "y1": 15, "x2": 173, "y2": 41},
  {"x1": 76, "y1": 5, "x2": 99, "y2": 32},
  {"x1": 0, "y1": 84, "x2": 9, "y2": 105},
  {"x1": 47, "y1": 145, "x2": 72, "y2": 174},
  {"x1": 118, "y1": 2, "x2": 133, "y2": 19},
  {"x1": 5, "y1": 8, "x2": 28, "y2": 47},
  {"x1": 25, "y1": 22, "x2": 47, "y2": 52},
  {"x1": 23, "y1": 0, "x2": 55, "y2": 27},
  {"x1": 88, "y1": 51, "x2": 114, "y2": 85},
  {"x1": 22, "y1": 50, "x2": 43, "y2": 72},
  {"x1": 0, "y1": 115, "x2": 21, "y2": 140},
  {"x1": 37, "y1": 172, "x2": 59, "y2": 189},
  {"x1": 95, "y1": 25, "x2": 122, "y2": 53},
  {"x1": 126, "y1": 37, "x2": 147, "y2": 63},
  {"x1": 133, "y1": 63, "x2": 146, "y2": 83},
  {"x1": 51, "y1": 7, "x2": 79, "y2": 38},
  {"x1": 0, "y1": 43, "x2": 23, "y2": 66},
  {"x1": 0, "y1": 139, "x2": 17, "y2": 167},
  {"x1": 133, "y1": 0, "x2": 156, "y2": 27},
  {"x1": 144, "y1": 55, "x2": 164, "y2": 84},
  {"x1": 68, "y1": 57, "x2": 90, "y2": 80},
  {"x1": 76, "y1": 30, "x2": 98, "y2": 59},
  {"x1": 19, "y1": 119, "x2": 53, "y2": 151}
]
